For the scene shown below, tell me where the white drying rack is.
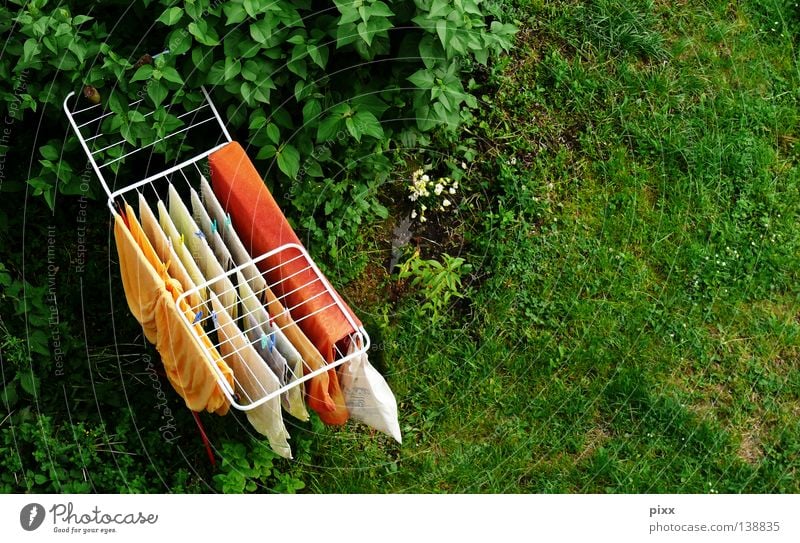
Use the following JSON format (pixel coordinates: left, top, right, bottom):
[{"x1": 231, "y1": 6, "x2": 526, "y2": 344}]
[{"x1": 63, "y1": 85, "x2": 369, "y2": 412}]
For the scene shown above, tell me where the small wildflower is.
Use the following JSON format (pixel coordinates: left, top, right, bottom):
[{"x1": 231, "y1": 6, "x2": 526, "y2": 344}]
[
  {"x1": 461, "y1": 161, "x2": 467, "y2": 169},
  {"x1": 422, "y1": 174, "x2": 430, "y2": 182},
  {"x1": 509, "y1": 157, "x2": 517, "y2": 165},
  {"x1": 411, "y1": 210, "x2": 417, "y2": 219},
  {"x1": 442, "y1": 199, "x2": 451, "y2": 207},
  {"x1": 434, "y1": 183, "x2": 444, "y2": 195},
  {"x1": 449, "y1": 187, "x2": 456, "y2": 194}
]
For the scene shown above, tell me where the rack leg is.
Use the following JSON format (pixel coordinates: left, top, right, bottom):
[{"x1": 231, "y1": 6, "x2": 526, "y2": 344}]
[{"x1": 191, "y1": 411, "x2": 216, "y2": 469}]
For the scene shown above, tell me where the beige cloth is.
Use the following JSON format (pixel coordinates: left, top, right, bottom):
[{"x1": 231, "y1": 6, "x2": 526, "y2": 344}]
[
  {"x1": 138, "y1": 193, "x2": 202, "y2": 311},
  {"x1": 200, "y1": 175, "x2": 267, "y2": 294},
  {"x1": 236, "y1": 270, "x2": 309, "y2": 422},
  {"x1": 209, "y1": 291, "x2": 291, "y2": 458},
  {"x1": 168, "y1": 184, "x2": 237, "y2": 318},
  {"x1": 157, "y1": 200, "x2": 207, "y2": 304}
]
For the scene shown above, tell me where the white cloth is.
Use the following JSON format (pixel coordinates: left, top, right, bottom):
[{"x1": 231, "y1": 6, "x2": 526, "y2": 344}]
[
  {"x1": 340, "y1": 338, "x2": 402, "y2": 443},
  {"x1": 209, "y1": 291, "x2": 291, "y2": 458}
]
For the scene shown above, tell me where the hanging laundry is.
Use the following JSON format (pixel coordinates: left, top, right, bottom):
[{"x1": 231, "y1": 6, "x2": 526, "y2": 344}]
[
  {"x1": 208, "y1": 291, "x2": 292, "y2": 459},
  {"x1": 259, "y1": 273, "x2": 348, "y2": 425},
  {"x1": 208, "y1": 142, "x2": 361, "y2": 363},
  {"x1": 113, "y1": 204, "x2": 233, "y2": 415},
  {"x1": 157, "y1": 200, "x2": 207, "y2": 304},
  {"x1": 236, "y1": 270, "x2": 308, "y2": 422},
  {"x1": 199, "y1": 176, "x2": 267, "y2": 295},
  {"x1": 340, "y1": 338, "x2": 402, "y2": 444},
  {"x1": 192, "y1": 184, "x2": 306, "y2": 419},
  {"x1": 167, "y1": 184, "x2": 238, "y2": 319},
  {"x1": 190, "y1": 187, "x2": 234, "y2": 271},
  {"x1": 138, "y1": 194, "x2": 202, "y2": 311}
]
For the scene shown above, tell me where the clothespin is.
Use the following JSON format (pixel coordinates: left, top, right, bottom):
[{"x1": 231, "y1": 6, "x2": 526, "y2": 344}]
[
  {"x1": 268, "y1": 333, "x2": 275, "y2": 353},
  {"x1": 211, "y1": 310, "x2": 219, "y2": 329},
  {"x1": 179, "y1": 233, "x2": 184, "y2": 246},
  {"x1": 211, "y1": 219, "x2": 218, "y2": 234},
  {"x1": 194, "y1": 230, "x2": 205, "y2": 240},
  {"x1": 192, "y1": 310, "x2": 203, "y2": 324},
  {"x1": 167, "y1": 236, "x2": 173, "y2": 249},
  {"x1": 260, "y1": 333, "x2": 268, "y2": 350},
  {"x1": 225, "y1": 213, "x2": 232, "y2": 229}
]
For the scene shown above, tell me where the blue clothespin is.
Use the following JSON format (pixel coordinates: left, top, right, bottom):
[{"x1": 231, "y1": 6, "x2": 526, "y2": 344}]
[
  {"x1": 194, "y1": 230, "x2": 205, "y2": 240},
  {"x1": 211, "y1": 219, "x2": 218, "y2": 234},
  {"x1": 225, "y1": 213, "x2": 232, "y2": 229},
  {"x1": 268, "y1": 333, "x2": 275, "y2": 353},
  {"x1": 211, "y1": 310, "x2": 219, "y2": 329},
  {"x1": 192, "y1": 309, "x2": 203, "y2": 324}
]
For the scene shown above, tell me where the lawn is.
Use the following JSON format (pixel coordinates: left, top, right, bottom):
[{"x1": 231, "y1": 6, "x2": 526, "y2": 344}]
[{"x1": 293, "y1": 0, "x2": 800, "y2": 492}]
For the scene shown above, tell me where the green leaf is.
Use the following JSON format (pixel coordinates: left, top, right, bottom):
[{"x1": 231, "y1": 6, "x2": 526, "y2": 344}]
[
  {"x1": 266, "y1": 123, "x2": 280, "y2": 145},
  {"x1": 157, "y1": 7, "x2": 183, "y2": 26},
  {"x1": 22, "y1": 38, "x2": 40, "y2": 64},
  {"x1": 207, "y1": 60, "x2": 227, "y2": 84},
  {"x1": 191, "y1": 47, "x2": 213, "y2": 72},
  {"x1": 19, "y1": 371, "x2": 39, "y2": 396},
  {"x1": 72, "y1": 14, "x2": 93, "y2": 25},
  {"x1": 302, "y1": 99, "x2": 322, "y2": 125},
  {"x1": 168, "y1": 28, "x2": 192, "y2": 55},
  {"x1": 128, "y1": 110, "x2": 146, "y2": 123},
  {"x1": 370, "y1": 1, "x2": 395, "y2": 17},
  {"x1": 148, "y1": 80, "x2": 168, "y2": 107},
  {"x1": 357, "y1": 21, "x2": 372, "y2": 46},
  {"x1": 224, "y1": 57, "x2": 241, "y2": 79},
  {"x1": 277, "y1": 144, "x2": 300, "y2": 179},
  {"x1": 130, "y1": 64, "x2": 153, "y2": 83},
  {"x1": 223, "y1": 2, "x2": 247, "y2": 25},
  {"x1": 317, "y1": 115, "x2": 342, "y2": 142},
  {"x1": 161, "y1": 66, "x2": 184, "y2": 84},
  {"x1": 250, "y1": 19, "x2": 273, "y2": 43},
  {"x1": 188, "y1": 20, "x2": 220, "y2": 46},
  {"x1": 243, "y1": 0, "x2": 262, "y2": 18},
  {"x1": 249, "y1": 111, "x2": 267, "y2": 130},
  {"x1": 307, "y1": 44, "x2": 328, "y2": 68},
  {"x1": 39, "y1": 144, "x2": 59, "y2": 161},
  {"x1": 256, "y1": 144, "x2": 276, "y2": 160},
  {"x1": 408, "y1": 69, "x2": 435, "y2": 89},
  {"x1": 345, "y1": 116, "x2": 359, "y2": 141},
  {"x1": 429, "y1": 0, "x2": 451, "y2": 18},
  {"x1": 353, "y1": 110, "x2": 384, "y2": 140}
]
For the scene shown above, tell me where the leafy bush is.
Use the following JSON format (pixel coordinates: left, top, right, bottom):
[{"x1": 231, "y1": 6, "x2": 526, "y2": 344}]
[{"x1": 1, "y1": 0, "x2": 515, "y2": 265}]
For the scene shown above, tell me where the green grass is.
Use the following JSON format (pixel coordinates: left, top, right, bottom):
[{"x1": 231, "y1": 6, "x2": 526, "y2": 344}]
[{"x1": 294, "y1": 0, "x2": 800, "y2": 492}]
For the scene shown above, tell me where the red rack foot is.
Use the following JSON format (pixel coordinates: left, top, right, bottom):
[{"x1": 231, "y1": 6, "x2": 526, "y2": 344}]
[{"x1": 191, "y1": 411, "x2": 216, "y2": 469}]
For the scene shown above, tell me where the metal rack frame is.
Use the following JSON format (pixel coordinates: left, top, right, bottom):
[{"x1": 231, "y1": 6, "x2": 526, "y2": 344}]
[{"x1": 63, "y1": 85, "x2": 369, "y2": 413}]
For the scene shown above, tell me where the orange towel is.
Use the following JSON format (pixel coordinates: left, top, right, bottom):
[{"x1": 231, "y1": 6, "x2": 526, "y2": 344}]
[
  {"x1": 209, "y1": 141, "x2": 357, "y2": 425},
  {"x1": 113, "y1": 203, "x2": 233, "y2": 415}
]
